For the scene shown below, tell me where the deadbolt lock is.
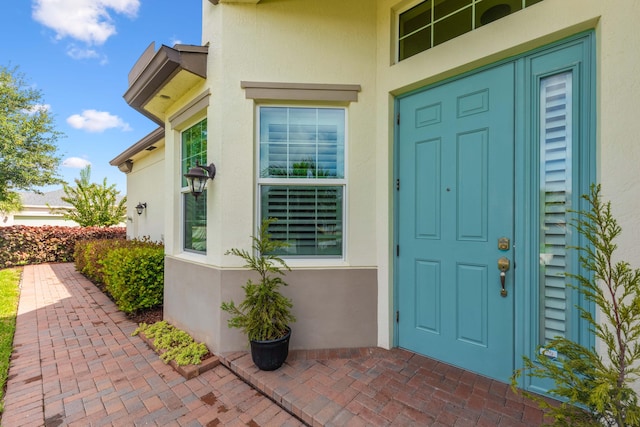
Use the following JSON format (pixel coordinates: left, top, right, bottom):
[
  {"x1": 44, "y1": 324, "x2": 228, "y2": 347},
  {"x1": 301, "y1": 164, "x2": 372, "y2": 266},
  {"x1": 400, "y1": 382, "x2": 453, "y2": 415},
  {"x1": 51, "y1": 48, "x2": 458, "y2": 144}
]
[{"x1": 498, "y1": 237, "x2": 510, "y2": 251}]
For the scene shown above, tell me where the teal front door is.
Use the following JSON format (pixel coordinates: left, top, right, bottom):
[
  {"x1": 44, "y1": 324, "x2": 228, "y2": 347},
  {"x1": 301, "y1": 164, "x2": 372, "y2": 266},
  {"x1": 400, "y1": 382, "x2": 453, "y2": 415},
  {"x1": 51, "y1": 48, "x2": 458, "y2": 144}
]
[{"x1": 397, "y1": 63, "x2": 515, "y2": 381}]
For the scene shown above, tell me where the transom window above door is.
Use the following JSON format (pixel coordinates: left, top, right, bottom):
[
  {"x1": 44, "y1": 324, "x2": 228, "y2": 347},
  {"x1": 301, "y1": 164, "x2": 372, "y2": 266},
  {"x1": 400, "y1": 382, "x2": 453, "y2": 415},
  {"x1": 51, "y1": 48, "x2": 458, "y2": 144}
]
[{"x1": 398, "y1": 0, "x2": 544, "y2": 61}]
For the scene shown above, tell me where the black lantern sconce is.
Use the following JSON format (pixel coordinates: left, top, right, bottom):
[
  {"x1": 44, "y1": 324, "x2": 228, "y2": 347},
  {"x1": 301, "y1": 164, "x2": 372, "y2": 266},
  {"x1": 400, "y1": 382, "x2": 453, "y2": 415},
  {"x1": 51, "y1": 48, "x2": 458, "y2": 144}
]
[
  {"x1": 184, "y1": 162, "x2": 216, "y2": 199},
  {"x1": 135, "y1": 202, "x2": 147, "y2": 215}
]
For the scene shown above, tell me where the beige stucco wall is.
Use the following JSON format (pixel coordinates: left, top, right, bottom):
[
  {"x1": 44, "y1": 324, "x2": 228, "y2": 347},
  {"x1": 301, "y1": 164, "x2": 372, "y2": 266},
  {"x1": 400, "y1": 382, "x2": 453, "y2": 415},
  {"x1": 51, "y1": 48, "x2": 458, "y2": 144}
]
[
  {"x1": 161, "y1": 0, "x2": 640, "y2": 360},
  {"x1": 125, "y1": 141, "x2": 165, "y2": 243},
  {"x1": 201, "y1": 0, "x2": 378, "y2": 267},
  {"x1": 164, "y1": 257, "x2": 377, "y2": 353},
  {"x1": 160, "y1": 0, "x2": 381, "y2": 353},
  {"x1": 375, "y1": 0, "x2": 640, "y2": 356}
]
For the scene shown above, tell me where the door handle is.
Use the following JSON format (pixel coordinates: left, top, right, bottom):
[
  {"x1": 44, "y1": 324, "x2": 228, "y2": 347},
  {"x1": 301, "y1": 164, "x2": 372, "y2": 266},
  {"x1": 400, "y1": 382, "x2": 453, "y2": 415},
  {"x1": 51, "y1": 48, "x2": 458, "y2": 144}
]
[{"x1": 498, "y1": 257, "x2": 510, "y2": 297}]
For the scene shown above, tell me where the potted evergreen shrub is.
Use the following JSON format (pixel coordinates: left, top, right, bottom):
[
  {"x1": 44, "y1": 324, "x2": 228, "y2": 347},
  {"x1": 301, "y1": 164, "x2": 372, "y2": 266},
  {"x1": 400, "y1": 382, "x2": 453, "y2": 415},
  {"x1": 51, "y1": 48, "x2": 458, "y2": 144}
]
[{"x1": 221, "y1": 218, "x2": 296, "y2": 371}]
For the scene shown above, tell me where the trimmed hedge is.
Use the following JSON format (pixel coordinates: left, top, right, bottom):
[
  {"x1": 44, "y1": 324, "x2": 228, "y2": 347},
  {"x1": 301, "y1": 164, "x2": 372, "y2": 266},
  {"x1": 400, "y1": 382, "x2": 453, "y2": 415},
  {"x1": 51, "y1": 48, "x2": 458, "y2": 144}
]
[
  {"x1": 74, "y1": 238, "x2": 165, "y2": 314},
  {"x1": 0, "y1": 226, "x2": 125, "y2": 269},
  {"x1": 74, "y1": 238, "x2": 129, "y2": 284},
  {"x1": 101, "y1": 244, "x2": 165, "y2": 314}
]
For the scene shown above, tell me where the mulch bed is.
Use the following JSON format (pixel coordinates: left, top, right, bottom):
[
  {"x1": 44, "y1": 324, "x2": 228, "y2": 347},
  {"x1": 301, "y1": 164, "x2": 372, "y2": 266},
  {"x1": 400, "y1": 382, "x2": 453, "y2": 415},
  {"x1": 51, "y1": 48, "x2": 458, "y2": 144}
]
[{"x1": 128, "y1": 306, "x2": 164, "y2": 324}]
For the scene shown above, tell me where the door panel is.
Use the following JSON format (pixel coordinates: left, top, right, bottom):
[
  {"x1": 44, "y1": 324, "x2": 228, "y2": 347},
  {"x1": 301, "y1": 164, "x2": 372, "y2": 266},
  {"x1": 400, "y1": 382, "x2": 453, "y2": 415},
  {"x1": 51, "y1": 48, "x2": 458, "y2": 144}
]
[{"x1": 397, "y1": 63, "x2": 515, "y2": 381}]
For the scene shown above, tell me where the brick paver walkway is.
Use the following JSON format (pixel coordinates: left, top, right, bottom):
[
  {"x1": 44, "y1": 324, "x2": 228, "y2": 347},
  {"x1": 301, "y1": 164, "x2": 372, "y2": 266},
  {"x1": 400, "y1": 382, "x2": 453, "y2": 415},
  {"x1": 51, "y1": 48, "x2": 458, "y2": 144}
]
[
  {"x1": 2, "y1": 263, "x2": 302, "y2": 426},
  {"x1": 221, "y1": 349, "x2": 549, "y2": 426},
  {"x1": 2, "y1": 263, "x2": 551, "y2": 426}
]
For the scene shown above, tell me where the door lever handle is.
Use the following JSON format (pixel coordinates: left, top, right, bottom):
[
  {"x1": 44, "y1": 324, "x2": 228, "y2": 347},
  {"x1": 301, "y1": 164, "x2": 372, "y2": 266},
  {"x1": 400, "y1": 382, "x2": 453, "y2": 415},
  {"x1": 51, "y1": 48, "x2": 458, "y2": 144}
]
[
  {"x1": 498, "y1": 257, "x2": 510, "y2": 297},
  {"x1": 500, "y1": 271, "x2": 507, "y2": 297}
]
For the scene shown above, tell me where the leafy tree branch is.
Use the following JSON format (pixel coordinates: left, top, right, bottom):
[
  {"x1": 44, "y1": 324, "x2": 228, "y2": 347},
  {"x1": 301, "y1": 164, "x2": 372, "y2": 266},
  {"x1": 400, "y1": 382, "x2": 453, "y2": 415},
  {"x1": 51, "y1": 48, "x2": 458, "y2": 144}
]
[{"x1": 0, "y1": 65, "x2": 63, "y2": 208}]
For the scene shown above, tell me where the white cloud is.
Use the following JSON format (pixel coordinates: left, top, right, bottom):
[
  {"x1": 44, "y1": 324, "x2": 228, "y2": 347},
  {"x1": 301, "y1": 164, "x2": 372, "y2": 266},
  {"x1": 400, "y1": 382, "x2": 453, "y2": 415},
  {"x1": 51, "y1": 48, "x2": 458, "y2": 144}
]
[
  {"x1": 66, "y1": 45, "x2": 109, "y2": 64},
  {"x1": 66, "y1": 45, "x2": 99, "y2": 60},
  {"x1": 62, "y1": 157, "x2": 92, "y2": 169},
  {"x1": 67, "y1": 109, "x2": 132, "y2": 132},
  {"x1": 23, "y1": 104, "x2": 51, "y2": 115},
  {"x1": 32, "y1": 0, "x2": 140, "y2": 46}
]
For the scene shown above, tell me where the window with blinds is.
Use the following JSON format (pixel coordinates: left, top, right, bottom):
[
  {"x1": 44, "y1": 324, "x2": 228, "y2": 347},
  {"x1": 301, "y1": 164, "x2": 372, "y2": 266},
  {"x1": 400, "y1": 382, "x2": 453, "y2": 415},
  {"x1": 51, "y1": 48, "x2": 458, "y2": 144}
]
[
  {"x1": 258, "y1": 107, "x2": 345, "y2": 257},
  {"x1": 539, "y1": 71, "x2": 572, "y2": 345},
  {"x1": 181, "y1": 119, "x2": 208, "y2": 253}
]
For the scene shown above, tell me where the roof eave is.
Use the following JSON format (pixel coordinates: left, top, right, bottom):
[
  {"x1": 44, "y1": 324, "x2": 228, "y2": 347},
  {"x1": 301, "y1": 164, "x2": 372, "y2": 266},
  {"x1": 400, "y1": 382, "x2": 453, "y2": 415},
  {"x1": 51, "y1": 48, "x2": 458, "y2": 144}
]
[
  {"x1": 123, "y1": 44, "x2": 208, "y2": 124},
  {"x1": 109, "y1": 127, "x2": 165, "y2": 173}
]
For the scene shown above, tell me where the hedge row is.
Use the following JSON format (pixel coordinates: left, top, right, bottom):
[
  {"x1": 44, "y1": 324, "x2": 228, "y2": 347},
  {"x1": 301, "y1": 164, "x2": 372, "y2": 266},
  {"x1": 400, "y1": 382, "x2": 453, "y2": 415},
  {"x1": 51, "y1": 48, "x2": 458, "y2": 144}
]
[
  {"x1": 0, "y1": 226, "x2": 126, "y2": 269},
  {"x1": 75, "y1": 238, "x2": 164, "y2": 314}
]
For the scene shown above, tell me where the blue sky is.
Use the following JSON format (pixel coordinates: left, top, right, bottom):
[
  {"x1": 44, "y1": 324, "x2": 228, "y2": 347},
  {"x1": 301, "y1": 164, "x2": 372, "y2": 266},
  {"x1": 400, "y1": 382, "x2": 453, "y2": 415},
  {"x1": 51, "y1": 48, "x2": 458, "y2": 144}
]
[{"x1": 1, "y1": 1, "x2": 202, "y2": 193}]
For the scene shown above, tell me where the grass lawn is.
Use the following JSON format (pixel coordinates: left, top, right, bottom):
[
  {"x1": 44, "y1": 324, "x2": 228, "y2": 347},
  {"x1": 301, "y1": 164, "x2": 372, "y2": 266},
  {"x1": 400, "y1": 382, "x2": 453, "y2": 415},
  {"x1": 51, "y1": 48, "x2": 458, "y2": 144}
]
[{"x1": 0, "y1": 268, "x2": 21, "y2": 414}]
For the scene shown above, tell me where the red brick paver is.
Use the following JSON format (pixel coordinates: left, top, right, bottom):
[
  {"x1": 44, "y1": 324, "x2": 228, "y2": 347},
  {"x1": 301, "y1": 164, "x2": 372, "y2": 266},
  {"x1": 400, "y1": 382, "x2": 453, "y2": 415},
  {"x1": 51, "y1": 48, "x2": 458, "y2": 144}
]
[
  {"x1": 220, "y1": 349, "x2": 552, "y2": 427},
  {"x1": 2, "y1": 263, "x2": 553, "y2": 426},
  {"x1": 2, "y1": 263, "x2": 302, "y2": 427}
]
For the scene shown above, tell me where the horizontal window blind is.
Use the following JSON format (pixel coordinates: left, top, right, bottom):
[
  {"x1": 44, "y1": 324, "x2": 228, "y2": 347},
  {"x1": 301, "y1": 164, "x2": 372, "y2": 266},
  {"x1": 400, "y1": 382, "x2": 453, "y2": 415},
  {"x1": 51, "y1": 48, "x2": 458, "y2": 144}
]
[
  {"x1": 260, "y1": 107, "x2": 344, "y2": 179},
  {"x1": 260, "y1": 186, "x2": 343, "y2": 257},
  {"x1": 539, "y1": 71, "x2": 572, "y2": 345}
]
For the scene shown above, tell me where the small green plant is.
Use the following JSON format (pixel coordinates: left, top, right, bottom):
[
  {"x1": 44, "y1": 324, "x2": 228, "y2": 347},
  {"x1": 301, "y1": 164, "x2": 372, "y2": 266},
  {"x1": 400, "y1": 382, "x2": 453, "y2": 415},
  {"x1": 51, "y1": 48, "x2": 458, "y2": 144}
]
[
  {"x1": 513, "y1": 184, "x2": 640, "y2": 426},
  {"x1": 133, "y1": 321, "x2": 209, "y2": 366},
  {"x1": 221, "y1": 218, "x2": 296, "y2": 342}
]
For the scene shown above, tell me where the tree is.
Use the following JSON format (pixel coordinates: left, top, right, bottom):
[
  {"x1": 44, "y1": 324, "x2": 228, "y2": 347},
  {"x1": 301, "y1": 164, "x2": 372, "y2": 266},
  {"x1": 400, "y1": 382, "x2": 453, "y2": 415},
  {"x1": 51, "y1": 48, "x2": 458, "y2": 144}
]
[
  {"x1": 49, "y1": 165, "x2": 127, "y2": 227},
  {"x1": 0, "y1": 65, "x2": 63, "y2": 210},
  {"x1": 0, "y1": 192, "x2": 21, "y2": 217},
  {"x1": 513, "y1": 184, "x2": 640, "y2": 426}
]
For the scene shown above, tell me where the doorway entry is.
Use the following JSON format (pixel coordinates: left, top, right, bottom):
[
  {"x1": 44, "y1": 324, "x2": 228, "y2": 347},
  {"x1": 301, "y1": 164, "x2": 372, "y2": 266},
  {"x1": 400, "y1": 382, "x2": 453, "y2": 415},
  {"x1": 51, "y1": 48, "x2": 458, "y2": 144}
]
[{"x1": 395, "y1": 33, "x2": 595, "y2": 386}]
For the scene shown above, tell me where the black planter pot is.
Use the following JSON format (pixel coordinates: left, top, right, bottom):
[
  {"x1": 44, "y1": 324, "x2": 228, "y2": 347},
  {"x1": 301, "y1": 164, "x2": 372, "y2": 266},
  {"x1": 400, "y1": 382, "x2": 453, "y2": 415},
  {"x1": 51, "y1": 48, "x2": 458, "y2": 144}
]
[{"x1": 249, "y1": 327, "x2": 291, "y2": 371}]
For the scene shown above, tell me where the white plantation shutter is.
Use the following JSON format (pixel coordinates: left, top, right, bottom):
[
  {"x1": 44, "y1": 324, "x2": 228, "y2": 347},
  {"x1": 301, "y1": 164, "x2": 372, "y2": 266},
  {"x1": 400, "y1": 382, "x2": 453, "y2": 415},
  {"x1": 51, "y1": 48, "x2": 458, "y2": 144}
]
[
  {"x1": 261, "y1": 186, "x2": 343, "y2": 256},
  {"x1": 539, "y1": 72, "x2": 572, "y2": 345}
]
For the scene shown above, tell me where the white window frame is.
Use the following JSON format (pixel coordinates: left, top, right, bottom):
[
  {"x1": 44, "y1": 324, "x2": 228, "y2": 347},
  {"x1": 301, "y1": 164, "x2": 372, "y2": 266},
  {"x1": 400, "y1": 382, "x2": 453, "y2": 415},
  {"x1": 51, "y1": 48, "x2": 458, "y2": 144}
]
[{"x1": 255, "y1": 105, "x2": 348, "y2": 261}]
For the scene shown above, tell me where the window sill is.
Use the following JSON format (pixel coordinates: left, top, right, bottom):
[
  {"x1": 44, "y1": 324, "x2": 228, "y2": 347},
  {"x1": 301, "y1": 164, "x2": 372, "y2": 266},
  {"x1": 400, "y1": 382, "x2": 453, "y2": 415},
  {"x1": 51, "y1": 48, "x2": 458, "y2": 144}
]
[{"x1": 279, "y1": 258, "x2": 350, "y2": 269}]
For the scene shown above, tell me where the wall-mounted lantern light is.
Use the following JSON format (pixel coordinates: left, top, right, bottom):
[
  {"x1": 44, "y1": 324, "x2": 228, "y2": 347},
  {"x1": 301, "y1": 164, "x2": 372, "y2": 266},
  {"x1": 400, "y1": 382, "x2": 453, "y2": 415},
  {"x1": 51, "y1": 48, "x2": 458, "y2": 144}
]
[
  {"x1": 135, "y1": 202, "x2": 147, "y2": 215},
  {"x1": 184, "y1": 162, "x2": 216, "y2": 199}
]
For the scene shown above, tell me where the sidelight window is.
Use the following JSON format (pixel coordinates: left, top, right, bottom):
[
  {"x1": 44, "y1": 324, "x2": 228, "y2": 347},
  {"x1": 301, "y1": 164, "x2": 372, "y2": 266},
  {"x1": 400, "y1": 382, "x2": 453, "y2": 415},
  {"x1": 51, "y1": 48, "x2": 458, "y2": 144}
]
[{"x1": 538, "y1": 71, "x2": 573, "y2": 345}]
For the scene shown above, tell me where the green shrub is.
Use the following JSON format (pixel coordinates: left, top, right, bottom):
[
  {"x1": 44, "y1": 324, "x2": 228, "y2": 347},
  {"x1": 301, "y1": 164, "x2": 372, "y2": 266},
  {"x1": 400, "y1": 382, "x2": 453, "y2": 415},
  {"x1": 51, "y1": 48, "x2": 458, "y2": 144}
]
[
  {"x1": 73, "y1": 240, "x2": 90, "y2": 273},
  {"x1": 133, "y1": 321, "x2": 209, "y2": 366},
  {"x1": 0, "y1": 226, "x2": 125, "y2": 269},
  {"x1": 101, "y1": 244, "x2": 164, "y2": 314},
  {"x1": 74, "y1": 238, "x2": 128, "y2": 284}
]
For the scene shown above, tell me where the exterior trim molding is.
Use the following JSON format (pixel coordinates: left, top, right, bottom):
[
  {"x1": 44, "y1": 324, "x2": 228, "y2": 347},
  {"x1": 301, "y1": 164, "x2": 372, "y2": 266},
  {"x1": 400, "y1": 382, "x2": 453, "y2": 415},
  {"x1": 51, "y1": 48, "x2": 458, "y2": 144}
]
[
  {"x1": 123, "y1": 44, "x2": 208, "y2": 124},
  {"x1": 169, "y1": 90, "x2": 211, "y2": 128},
  {"x1": 241, "y1": 81, "x2": 361, "y2": 102},
  {"x1": 209, "y1": 0, "x2": 261, "y2": 4},
  {"x1": 109, "y1": 127, "x2": 164, "y2": 173}
]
